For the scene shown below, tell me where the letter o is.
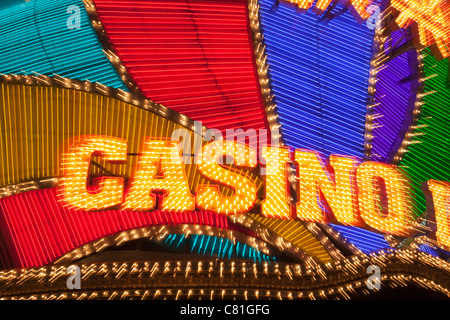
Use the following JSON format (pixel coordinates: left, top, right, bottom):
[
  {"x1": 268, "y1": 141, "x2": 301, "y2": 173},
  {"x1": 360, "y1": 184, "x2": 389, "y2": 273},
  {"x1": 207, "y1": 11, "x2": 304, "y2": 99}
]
[{"x1": 356, "y1": 161, "x2": 417, "y2": 237}]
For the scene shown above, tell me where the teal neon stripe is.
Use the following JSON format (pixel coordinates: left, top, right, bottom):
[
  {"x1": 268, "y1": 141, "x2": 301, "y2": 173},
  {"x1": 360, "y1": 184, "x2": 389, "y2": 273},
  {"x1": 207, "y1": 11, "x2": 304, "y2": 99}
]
[{"x1": 0, "y1": 0, "x2": 127, "y2": 90}]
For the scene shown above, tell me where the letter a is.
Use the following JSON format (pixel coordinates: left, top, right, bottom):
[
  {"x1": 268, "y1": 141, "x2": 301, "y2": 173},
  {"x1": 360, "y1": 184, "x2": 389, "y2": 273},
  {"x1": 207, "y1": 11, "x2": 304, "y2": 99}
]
[
  {"x1": 123, "y1": 139, "x2": 195, "y2": 212},
  {"x1": 66, "y1": 5, "x2": 81, "y2": 30},
  {"x1": 66, "y1": 265, "x2": 81, "y2": 290}
]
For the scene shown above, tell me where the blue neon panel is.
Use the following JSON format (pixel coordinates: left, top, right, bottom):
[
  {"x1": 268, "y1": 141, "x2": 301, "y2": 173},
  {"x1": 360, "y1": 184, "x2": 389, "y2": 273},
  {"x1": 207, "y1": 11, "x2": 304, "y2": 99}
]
[
  {"x1": 418, "y1": 244, "x2": 439, "y2": 257},
  {"x1": 0, "y1": 0, "x2": 127, "y2": 90},
  {"x1": 330, "y1": 224, "x2": 391, "y2": 254},
  {"x1": 259, "y1": 1, "x2": 374, "y2": 157}
]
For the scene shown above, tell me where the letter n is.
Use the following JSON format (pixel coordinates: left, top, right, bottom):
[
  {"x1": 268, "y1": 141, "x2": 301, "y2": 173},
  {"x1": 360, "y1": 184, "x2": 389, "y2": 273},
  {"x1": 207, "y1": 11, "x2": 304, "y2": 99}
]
[{"x1": 295, "y1": 149, "x2": 361, "y2": 226}]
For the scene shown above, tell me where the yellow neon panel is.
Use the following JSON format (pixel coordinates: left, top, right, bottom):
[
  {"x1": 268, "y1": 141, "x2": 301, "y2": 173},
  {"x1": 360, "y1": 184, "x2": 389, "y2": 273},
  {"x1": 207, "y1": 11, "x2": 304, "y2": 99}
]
[
  {"x1": 247, "y1": 213, "x2": 334, "y2": 263},
  {"x1": 0, "y1": 83, "x2": 262, "y2": 201}
]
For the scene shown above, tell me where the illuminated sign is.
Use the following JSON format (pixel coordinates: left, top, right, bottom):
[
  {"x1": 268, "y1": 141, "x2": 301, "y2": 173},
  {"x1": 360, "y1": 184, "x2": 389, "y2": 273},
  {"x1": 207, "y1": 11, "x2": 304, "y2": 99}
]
[
  {"x1": 285, "y1": 0, "x2": 373, "y2": 20},
  {"x1": 283, "y1": 0, "x2": 450, "y2": 59},
  {"x1": 391, "y1": 0, "x2": 450, "y2": 59},
  {"x1": 61, "y1": 135, "x2": 449, "y2": 247}
]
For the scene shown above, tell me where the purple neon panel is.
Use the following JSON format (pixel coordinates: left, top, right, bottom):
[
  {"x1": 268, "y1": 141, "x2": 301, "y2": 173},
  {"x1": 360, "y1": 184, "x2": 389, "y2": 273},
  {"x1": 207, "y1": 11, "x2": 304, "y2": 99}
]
[{"x1": 371, "y1": 30, "x2": 418, "y2": 163}]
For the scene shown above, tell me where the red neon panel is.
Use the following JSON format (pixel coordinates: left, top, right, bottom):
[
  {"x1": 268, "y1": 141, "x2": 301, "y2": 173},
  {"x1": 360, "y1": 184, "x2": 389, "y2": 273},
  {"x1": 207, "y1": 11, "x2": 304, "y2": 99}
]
[
  {"x1": 0, "y1": 188, "x2": 229, "y2": 268},
  {"x1": 93, "y1": 0, "x2": 268, "y2": 133}
]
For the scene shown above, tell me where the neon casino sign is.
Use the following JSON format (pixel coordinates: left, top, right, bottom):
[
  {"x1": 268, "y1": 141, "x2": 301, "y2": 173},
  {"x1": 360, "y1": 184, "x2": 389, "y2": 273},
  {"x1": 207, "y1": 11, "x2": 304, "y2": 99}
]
[
  {"x1": 57, "y1": 0, "x2": 450, "y2": 250},
  {"x1": 61, "y1": 134, "x2": 450, "y2": 249}
]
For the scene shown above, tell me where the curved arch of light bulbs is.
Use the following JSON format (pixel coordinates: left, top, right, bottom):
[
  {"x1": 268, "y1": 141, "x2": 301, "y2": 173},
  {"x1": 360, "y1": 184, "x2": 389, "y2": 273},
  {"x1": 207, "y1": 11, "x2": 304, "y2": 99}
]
[{"x1": 0, "y1": 249, "x2": 448, "y2": 300}]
